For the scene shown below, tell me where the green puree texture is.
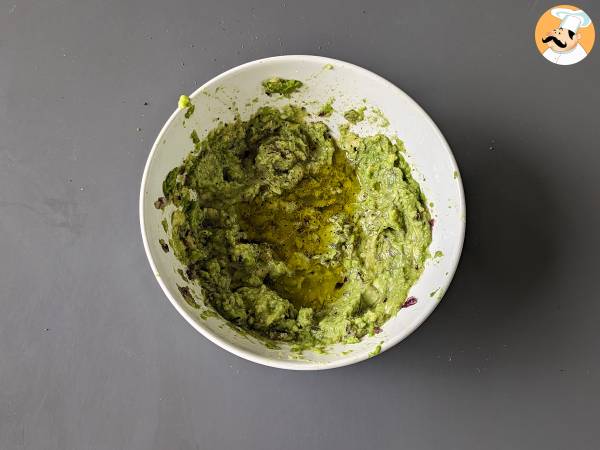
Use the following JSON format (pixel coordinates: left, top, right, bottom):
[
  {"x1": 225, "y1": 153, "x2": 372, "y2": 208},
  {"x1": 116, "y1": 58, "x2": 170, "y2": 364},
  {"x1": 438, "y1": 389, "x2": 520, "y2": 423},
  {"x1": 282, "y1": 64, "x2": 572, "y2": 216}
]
[{"x1": 161, "y1": 104, "x2": 432, "y2": 348}]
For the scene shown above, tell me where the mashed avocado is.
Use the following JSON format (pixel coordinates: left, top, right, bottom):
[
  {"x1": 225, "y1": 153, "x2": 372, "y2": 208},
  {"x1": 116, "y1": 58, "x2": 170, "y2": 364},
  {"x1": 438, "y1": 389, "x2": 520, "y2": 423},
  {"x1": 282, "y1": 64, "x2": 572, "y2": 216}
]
[
  {"x1": 160, "y1": 102, "x2": 431, "y2": 348},
  {"x1": 344, "y1": 106, "x2": 366, "y2": 124},
  {"x1": 262, "y1": 78, "x2": 303, "y2": 97},
  {"x1": 178, "y1": 95, "x2": 195, "y2": 118},
  {"x1": 318, "y1": 98, "x2": 335, "y2": 117}
]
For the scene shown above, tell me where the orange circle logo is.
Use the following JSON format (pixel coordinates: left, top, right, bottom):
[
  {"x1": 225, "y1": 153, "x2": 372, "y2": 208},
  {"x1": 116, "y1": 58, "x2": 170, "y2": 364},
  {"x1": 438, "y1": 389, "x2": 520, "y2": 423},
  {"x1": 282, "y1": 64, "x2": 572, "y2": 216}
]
[{"x1": 534, "y1": 5, "x2": 595, "y2": 65}]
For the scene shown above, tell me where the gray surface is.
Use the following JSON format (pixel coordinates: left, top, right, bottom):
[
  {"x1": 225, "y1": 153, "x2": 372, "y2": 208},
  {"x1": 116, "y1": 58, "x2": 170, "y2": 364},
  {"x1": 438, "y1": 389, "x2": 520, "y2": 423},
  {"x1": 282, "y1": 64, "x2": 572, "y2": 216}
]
[{"x1": 1, "y1": 0, "x2": 599, "y2": 449}]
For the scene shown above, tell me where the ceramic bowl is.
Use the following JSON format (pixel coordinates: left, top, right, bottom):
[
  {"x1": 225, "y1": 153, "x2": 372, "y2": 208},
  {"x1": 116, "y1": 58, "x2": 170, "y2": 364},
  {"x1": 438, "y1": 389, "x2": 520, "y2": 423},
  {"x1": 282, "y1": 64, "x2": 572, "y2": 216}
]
[{"x1": 140, "y1": 55, "x2": 465, "y2": 370}]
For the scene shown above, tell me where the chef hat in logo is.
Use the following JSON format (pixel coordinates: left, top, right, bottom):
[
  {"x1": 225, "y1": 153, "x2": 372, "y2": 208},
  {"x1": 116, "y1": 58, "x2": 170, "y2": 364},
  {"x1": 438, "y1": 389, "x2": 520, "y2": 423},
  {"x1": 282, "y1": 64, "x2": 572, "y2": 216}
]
[{"x1": 551, "y1": 7, "x2": 592, "y2": 33}]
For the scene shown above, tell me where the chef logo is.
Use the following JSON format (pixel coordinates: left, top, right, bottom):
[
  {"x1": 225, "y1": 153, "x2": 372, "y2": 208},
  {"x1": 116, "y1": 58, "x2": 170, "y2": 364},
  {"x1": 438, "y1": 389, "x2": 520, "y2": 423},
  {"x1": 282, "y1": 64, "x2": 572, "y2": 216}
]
[{"x1": 535, "y1": 5, "x2": 595, "y2": 65}]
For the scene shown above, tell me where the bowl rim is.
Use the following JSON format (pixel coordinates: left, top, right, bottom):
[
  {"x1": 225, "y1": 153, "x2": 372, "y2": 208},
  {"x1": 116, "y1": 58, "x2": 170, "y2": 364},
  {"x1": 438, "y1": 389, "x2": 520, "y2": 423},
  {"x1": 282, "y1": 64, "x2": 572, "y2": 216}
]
[{"x1": 139, "y1": 54, "x2": 466, "y2": 370}]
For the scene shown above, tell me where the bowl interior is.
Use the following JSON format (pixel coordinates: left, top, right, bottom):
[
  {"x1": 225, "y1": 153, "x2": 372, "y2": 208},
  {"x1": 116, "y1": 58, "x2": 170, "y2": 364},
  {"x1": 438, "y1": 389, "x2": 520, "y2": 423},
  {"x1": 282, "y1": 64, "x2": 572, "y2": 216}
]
[{"x1": 140, "y1": 55, "x2": 465, "y2": 369}]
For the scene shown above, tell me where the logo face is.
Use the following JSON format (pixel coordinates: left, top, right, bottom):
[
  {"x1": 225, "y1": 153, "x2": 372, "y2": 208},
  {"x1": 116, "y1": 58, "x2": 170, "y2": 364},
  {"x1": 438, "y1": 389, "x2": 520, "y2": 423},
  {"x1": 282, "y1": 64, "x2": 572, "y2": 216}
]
[{"x1": 534, "y1": 5, "x2": 595, "y2": 65}]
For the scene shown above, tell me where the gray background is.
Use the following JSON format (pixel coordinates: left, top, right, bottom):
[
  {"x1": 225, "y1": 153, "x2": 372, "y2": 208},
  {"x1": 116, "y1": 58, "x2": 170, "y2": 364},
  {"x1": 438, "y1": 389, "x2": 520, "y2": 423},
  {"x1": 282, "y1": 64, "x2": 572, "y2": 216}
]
[{"x1": 1, "y1": 0, "x2": 599, "y2": 449}]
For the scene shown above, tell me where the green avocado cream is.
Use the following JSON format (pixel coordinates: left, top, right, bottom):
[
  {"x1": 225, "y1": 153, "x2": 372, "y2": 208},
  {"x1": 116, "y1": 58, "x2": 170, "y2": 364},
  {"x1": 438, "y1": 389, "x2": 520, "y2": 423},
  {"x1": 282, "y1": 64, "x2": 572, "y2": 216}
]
[{"x1": 159, "y1": 100, "x2": 431, "y2": 349}]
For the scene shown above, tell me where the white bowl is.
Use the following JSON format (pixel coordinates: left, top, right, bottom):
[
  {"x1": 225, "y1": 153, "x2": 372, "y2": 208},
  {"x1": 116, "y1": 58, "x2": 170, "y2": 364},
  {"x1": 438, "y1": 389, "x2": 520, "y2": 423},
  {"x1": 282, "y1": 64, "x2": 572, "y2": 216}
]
[{"x1": 140, "y1": 55, "x2": 465, "y2": 370}]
